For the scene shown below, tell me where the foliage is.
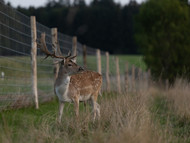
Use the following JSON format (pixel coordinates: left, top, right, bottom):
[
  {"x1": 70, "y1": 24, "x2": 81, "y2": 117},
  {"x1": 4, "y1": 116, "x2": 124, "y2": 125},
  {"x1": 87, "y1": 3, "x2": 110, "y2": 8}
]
[{"x1": 136, "y1": 0, "x2": 190, "y2": 83}]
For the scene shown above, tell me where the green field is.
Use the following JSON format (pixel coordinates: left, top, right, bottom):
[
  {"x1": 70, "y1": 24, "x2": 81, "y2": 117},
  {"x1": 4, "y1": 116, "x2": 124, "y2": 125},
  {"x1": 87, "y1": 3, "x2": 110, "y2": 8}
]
[
  {"x1": 87, "y1": 55, "x2": 146, "y2": 73},
  {"x1": 117, "y1": 55, "x2": 146, "y2": 70},
  {"x1": 0, "y1": 55, "x2": 146, "y2": 76},
  {"x1": 0, "y1": 54, "x2": 146, "y2": 95},
  {"x1": 0, "y1": 56, "x2": 54, "y2": 97}
]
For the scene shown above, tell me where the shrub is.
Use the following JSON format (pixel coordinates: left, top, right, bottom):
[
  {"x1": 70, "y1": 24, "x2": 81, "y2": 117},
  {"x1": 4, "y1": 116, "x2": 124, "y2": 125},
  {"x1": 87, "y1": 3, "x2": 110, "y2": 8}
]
[{"x1": 136, "y1": 0, "x2": 190, "y2": 83}]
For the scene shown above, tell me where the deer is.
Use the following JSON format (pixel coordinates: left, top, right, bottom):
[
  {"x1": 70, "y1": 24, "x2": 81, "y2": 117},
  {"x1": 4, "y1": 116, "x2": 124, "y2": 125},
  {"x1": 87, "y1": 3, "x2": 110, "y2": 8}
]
[{"x1": 38, "y1": 33, "x2": 102, "y2": 123}]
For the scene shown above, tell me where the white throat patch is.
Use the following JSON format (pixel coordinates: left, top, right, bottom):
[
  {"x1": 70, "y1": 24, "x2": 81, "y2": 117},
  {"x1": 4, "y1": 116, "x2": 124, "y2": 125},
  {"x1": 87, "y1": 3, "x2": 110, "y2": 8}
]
[{"x1": 55, "y1": 76, "x2": 71, "y2": 102}]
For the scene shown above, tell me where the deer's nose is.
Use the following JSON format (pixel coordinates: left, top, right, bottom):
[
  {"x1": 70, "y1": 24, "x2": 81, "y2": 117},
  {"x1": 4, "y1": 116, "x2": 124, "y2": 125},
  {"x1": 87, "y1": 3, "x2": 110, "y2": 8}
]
[{"x1": 79, "y1": 67, "x2": 84, "y2": 71}]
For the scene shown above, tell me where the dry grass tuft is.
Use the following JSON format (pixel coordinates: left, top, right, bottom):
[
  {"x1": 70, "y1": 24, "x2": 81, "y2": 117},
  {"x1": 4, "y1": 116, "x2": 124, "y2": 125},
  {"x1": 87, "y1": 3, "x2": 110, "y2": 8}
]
[{"x1": 167, "y1": 79, "x2": 190, "y2": 118}]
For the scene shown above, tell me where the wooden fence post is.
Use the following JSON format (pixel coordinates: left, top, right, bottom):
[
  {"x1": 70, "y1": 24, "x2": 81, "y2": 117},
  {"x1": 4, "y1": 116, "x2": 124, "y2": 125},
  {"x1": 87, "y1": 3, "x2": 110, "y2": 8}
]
[
  {"x1": 83, "y1": 45, "x2": 87, "y2": 68},
  {"x1": 138, "y1": 68, "x2": 142, "y2": 81},
  {"x1": 131, "y1": 65, "x2": 135, "y2": 92},
  {"x1": 30, "y1": 16, "x2": 39, "y2": 109},
  {"x1": 105, "y1": 52, "x2": 110, "y2": 92},
  {"x1": 125, "y1": 62, "x2": 129, "y2": 94},
  {"x1": 137, "y1": 68, "x2": 142, "y2": 92},
  {"x1": 115, "y1": 57, "x2": 121, "y2": 94},
  {"x1": 96, "y1": 49, "x2": 101, "y2": 74},
  {"x1": 72, "y1": 36, "x2": 77, "y2": 62},
  {"x1": 51, "y1": 28, "x2": 59, "y2": 81}
]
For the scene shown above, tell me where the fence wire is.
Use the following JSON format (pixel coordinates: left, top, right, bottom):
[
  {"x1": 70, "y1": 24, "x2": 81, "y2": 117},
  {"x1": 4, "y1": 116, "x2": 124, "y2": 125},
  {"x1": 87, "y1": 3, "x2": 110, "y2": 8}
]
[
  {"x1": 0, "y1": 2, "x2": 149, "y2": 110},
  {"x1": 0, "y1": 2, "x2": 32, "y2": 109},
  {"x1": 0, "y1": 2, "x2": 101, "y2": 110}
]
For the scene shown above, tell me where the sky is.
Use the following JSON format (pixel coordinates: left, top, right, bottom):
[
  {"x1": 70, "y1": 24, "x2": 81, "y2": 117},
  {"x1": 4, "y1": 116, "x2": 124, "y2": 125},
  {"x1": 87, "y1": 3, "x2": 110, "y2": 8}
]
[{"x1": 4, "y1": 0, "x2": 145, "y2": 8}]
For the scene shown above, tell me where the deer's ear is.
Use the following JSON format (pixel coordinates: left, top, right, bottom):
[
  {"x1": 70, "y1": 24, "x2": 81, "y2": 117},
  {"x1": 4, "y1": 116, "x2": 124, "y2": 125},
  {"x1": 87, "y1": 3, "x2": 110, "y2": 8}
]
[
  {"x1": 53, "y1": 59, "x2": 63, "y2": 65},
  {"x1": 61, "y1": 59, "x2": 65, "y2": 65}
]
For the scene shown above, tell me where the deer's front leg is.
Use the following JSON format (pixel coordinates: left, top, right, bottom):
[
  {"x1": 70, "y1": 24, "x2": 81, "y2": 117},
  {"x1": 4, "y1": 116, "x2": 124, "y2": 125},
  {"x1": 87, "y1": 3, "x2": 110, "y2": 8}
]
[
  {"x1": 73, "y1": 97, "x2": 79, "y2": 117},
  {"x1": 58, "y1": 101, "x2": 64, "y2": 123}
]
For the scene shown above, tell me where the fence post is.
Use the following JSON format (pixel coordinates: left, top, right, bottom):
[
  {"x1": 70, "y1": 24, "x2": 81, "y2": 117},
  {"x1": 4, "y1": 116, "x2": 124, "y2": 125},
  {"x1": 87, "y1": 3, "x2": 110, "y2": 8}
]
[
  {"x1": 125, "y1": 62, "x2": 129, "y2": 94},
  {"x1": 51, "y1": 28, "x2": 59, "y2": 81},
  {"x1": 72, "y1": 36, "x2": 77, "y2": 62},
  {"x1": 30, "y1": 16, "x2": 39, "y2": 109},
  {"x1": 131, "y1": 65, "x2": 135, "y2": 92},
  {"x1": 138, "y1": 68, "x2": 142, "y2": 81},
  {"x1": 105, "y1": 52, "x2": 110, "y2": 92},
  {"x1": 83, "y1": 45, "x2": 87, "y2": 68},
  {"x1": 137, "y1": 68, "x2": 142, "y2": 92},
  {"x1": 96, "y1": 49, "x2": 101, "y2": 74},
  {"x1": 115, "y1": 57, "x2": 121, "y2": 94}
]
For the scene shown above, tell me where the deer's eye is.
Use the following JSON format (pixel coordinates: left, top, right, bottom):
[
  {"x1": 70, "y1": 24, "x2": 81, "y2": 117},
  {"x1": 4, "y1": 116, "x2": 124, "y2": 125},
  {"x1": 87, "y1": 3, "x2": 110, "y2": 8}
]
[{"x1": 68, "y1": 64, "x2": 72, "y2": 67}]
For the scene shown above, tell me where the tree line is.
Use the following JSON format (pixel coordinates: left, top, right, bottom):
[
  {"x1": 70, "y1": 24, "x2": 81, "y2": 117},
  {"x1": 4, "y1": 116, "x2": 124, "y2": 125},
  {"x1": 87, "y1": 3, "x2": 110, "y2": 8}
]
[{"x1": 15, "y1": 0, "x2": 140, "y2": 54}]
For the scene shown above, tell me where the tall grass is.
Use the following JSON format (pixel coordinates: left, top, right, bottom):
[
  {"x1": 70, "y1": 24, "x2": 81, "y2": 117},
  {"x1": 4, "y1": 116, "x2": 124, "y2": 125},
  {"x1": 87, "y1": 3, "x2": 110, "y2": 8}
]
[
  {"x1": 1, "y1": 83, "x2": 190, "y2": 142},
  {"x1": 149, "y1": 79, "x2": 190, "y2": 142},
  {"x1": 0, "y1": 88, "x2": 170, "y2": 143},
  {"x1": 167, "y1": 79, "x2": 190, "y2": 118}
]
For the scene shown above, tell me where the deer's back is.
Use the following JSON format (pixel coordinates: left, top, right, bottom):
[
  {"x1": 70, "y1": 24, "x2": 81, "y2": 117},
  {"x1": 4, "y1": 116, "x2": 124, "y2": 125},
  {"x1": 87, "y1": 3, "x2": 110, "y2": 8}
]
[{"x1": 69, "y1": 71, "x2": 102, "y2": 95}]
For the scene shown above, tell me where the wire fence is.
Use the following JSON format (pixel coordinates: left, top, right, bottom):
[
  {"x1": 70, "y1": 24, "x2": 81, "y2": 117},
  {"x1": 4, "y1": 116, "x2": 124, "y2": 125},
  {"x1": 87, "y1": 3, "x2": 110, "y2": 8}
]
[{"x1": 0, "y1": 2, "x2": 150, "y2": 110}]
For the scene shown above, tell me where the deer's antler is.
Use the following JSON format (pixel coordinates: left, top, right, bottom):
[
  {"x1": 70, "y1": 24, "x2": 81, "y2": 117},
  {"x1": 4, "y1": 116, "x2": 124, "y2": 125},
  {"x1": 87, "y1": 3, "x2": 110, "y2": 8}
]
[
  {"x1": 69, "y1": 55, "x2": 77, "y2": 60},
  {"x1": 56, "y1": 41, "x2": 63, "y2": 57},
  {"x1": 39, "y1": 33, "x2": 73, "y2": 60}
]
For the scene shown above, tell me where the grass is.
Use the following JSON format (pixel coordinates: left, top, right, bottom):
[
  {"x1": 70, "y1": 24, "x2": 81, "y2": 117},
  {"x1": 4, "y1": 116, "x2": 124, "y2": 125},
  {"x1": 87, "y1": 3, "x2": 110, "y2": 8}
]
[
  {"x1": 151, "y1": 96, "x2": 190, "y2": 142},
  {"x1": 149, "y1": 80, "x2": 190, "y2": 142},
  {"x1": 1, "y1": 79, "x2": 190, "y2": 142},
  {"x1": 0, "y1": 55, "x2": 145, "y2": 78},
  {"x1": 117, "y1": 55, "x2": 146, "y2": 70},
  {"x1": 0, "y1": 54, "x2": 145, "y2": 96},
  {"x1": 3, "y1": 55, "x2": 190, "y2": 142},
  {"x1": 0, "y1": 54, "x2": 163, "y2": 143},
  {"x1": 0, "y1": 91, "x2": 153, "y2": 143},
  {"x1": 78, "y1": 54, "x2": 146, "y2": 75}
]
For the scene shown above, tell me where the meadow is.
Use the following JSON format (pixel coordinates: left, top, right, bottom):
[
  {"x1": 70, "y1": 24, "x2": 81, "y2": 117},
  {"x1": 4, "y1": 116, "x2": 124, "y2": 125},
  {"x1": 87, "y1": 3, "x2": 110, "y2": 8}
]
[
  {"x1": 1, "y1": 80, "x2": 190, "y2": 143},
  {"x1": 1, "y1": 55, "x2": 190, "y2": 142},
  {"x1": 0, "y1": 55, "x2": 145, "y2": 96}
]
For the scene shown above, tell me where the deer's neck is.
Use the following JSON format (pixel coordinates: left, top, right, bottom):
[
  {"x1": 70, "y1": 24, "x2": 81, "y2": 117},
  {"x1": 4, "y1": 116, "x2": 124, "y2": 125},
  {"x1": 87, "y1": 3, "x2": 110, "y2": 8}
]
[
  {"x1": 55, "y1": 67, "x2": 70, "y2": 87},
  {"x1": 55, "y1": 71, "x2": 71, "y2": 102}
]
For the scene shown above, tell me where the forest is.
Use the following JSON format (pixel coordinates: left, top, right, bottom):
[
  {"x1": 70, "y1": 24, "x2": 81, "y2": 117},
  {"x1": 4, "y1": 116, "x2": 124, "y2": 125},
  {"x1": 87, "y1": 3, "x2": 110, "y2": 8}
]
[{"x1": 14, "y1": 0, "x2": 141, "y2": 54}]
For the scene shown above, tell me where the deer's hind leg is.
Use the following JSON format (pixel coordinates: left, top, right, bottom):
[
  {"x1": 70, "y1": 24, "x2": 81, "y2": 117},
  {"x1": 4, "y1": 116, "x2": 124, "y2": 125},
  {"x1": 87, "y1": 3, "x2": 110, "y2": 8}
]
[
  {"x1": 91, "y1": 92, "x2": 100, "y2": 121},
  {"x1": 73, "y1": 96, "x2": 79, "y2": 118},
  {"x1": 95, "y1": 102, "x2": 100, "y2": 119}
]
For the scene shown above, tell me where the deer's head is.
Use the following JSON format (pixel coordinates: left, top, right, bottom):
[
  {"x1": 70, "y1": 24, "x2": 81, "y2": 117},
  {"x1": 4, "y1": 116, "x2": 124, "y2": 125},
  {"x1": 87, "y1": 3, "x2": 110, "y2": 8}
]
[
  {"x1": 58, "y1": 55, "x2": 84, "y2": 76},
  {"x1": 38, "y1": 33, "x2": 84, "y2": 76}
]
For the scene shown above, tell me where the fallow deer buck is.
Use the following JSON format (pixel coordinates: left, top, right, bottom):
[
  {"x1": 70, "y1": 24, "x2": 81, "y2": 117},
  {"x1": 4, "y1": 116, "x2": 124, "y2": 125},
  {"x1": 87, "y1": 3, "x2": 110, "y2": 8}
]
[{"x1": 38, "y1": 33, "x2": 102, "y2": 123}]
